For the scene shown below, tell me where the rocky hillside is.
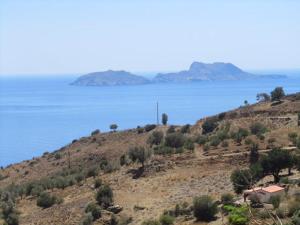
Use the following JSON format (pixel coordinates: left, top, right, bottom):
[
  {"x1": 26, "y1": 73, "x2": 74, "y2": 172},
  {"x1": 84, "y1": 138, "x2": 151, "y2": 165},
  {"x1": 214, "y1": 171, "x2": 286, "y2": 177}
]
[{"x1": 0, "y1": 91, "x2": 300, "y2": 225}]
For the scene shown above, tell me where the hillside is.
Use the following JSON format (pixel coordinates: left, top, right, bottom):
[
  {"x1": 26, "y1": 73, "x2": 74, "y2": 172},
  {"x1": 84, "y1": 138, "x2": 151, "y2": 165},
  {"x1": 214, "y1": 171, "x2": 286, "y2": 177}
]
[
  {"x1": 1, "y1": 91, "x2": 300, "y2": 225},
  {"x1": 71, "y1": 71, "x2": 150, "y2": 86}
]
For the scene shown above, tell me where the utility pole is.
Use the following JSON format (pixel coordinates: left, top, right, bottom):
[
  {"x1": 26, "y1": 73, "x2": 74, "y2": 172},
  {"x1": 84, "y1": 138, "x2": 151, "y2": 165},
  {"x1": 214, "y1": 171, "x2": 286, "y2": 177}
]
[{"x1": 156, "y1": 102, "x2": 159, "y2": 125}]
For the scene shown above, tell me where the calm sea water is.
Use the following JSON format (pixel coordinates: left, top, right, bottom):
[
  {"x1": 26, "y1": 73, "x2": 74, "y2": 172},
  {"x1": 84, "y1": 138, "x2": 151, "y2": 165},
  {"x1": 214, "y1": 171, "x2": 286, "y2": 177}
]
[{"x1": 0, "y1": 75, "x2": 300, "y2": 166}]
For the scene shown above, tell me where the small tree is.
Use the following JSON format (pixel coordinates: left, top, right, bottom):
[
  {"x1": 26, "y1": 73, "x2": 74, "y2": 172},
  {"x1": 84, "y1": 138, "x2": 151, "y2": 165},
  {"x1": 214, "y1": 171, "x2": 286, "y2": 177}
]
[
  {"x1": 271, "y1": 87, "x2": 285, "y2": 101},
  {"x1": 256, "y1": 93, "x2": 271, "y2": 102},
  {"x1": 249, "y1": 143, "x2": 259, "y2": 164},
  {"x1": 193, "y1": 195, "x2": 218, "y2": 221},
  {"x1": 162, "y1": 113, "x2": 168, "y2": 125},
  {"x1": 95, "y1": 184, "x2": 113, "y2": 209},
  {"x1": 270, "y1": 195, "x2": 281, "y2": 209},
  {"x1": 110, "y1": 124, "x2": 118, "y2": 132},
  {"x1": 230, "y1": 169, "x2": 252, "y2": 194},
  {"x1": 128, "y1": 147, "x2": 152, "y2": 168},
  {"x1": 261, "y1": 148, "x2": 293, "y2": 183},
  {"x1": 202, "y1": 119, "x2": 218, "y2": 134}
]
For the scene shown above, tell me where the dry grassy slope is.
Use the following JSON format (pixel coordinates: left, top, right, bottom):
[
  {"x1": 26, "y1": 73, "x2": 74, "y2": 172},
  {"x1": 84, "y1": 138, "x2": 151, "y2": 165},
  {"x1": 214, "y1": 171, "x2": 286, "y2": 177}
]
[{"x1": 1, "y1": 93, "x2": 300, "y2": 225}]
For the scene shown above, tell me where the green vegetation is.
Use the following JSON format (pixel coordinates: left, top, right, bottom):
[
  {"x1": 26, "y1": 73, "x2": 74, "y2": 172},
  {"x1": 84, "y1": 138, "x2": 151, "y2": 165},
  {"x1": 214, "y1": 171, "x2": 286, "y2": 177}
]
[
  {"x1": 95, "y1": 184, "x2": 113, "y2": 209},
  {"x1": 91, "y1": 129, "x2": 100, "y2": 136},
  {"x1": 256, "y1": 93, "x2": 270, "y2": 102},
  {"x1": 80, "y1": 213, "x2": 93, "y2": 225},
  {"x1": 202, "y1": 119, "x2": 218, "y2": 134},
  {"x1": 250, "y1": 122, "x2": 267, "y2": 136},
  {"x1": 164, "y1": 133, "x2": 185, "y2": 148},
  {"x1": 249, "y1": 142, "x2": 259, "y2": 164},
  {"x1": 110, "y1": 124, "x2": 118, "y2": 132},
  {"x1": 221, "y1": 193, "x2": 234, "y2": 205},
  {"x1": 271, "y1": 87, "x2": 285, "y2": 101},
  {"x1": 144, "y1": 124, "x2": 157, "y2": 132},
  {"x1": 128, "y1": 147, "x2": 152, "y2": 167},
  {"x1": 142, "y1": 220, "x2": 160, "y2": 225},
  {"x1": 180, "y1": 124, "x2": 190, "y2": 134},
  {"x1": 223, "y1": 205, "x2": 248, "y2": 225},
  {"x1": 159, "y1": 214, "x2": 174, "y2": 225},
  {"x1": 269, "y1": 195, "x2": 281, "y2": 209},
  {"x1": 85, "y1": 202, "x2": 101, "y2": 220},
  {"x1": 193, "y1": 195, "x2": 218, "y2": 221},
  {"x1": 162, "y1": 113, "x2": 168, "y2": 125},
  {"x1": 36, "y1": 192, "x2": 61, "y2": 208},
  {"x1": 230, "y1": 169, "x2": 252, "y2": 194},
  {"x1": 147, "y1": 131, "x2": 164, "y2": 146}
]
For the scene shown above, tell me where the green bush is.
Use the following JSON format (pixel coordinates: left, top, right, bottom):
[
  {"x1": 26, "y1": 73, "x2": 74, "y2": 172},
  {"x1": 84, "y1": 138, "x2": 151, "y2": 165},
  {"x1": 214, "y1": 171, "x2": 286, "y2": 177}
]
[
  {"x1": 193, "y1": 195, "x2": 218, "y2": 221},
  {"x1": 4, "y1": 212, "x2": 19, "y2": 225},
  {"x1": 94, "y1": 179, "x2": 102, "y2": 188},
  {"x1": 180, "y1": 124, "x2": 191, "y2": 134},
  {"x1": 159, "y1": 214, "x2": 175, "y2": 225},
  {"x1": 230, "y1": 169, "x2": 252, "y2": 194},
  {"x1": 153, "y1": 146, "x2": 174, "y2": 155},
  {"x1": 80, "y1": 213, "x2": 93, "y2": 225},
  {"x1": 250, "y1": 122, "x2": 267, "y2": 135},
  {"x1": 141, "y1": 220, "x2": 160, "y2": 225},
  {"x1": 128, "y1": 147, "x2": 152, "y2": 167},
  {"x1": 224, "y1": 205, "x2": 248, "y2": 225},
  {"x1": 147, "y1": 131, "x2": 164, "y2": 146},
  {"x1": 270, "y1": 195, "x2": 281, "y2": 209},
  {"x1": 164, "y1": 133, "x2": 185, "y2": 148},
  {"x1": 162, "y1": 113, "x2": 168, "y2": 125},
  {"x1": 95, "y1": 184, "x2": 113, "y2": 209},
  {"x1": 195, "y1": 135, "x2": 208, "y2": 145},
  {"x1": 91, "y1": 129, "x2": 100, "y2": 136},
  {"x1": 167, "y1": 126, "x2": 176, "y2": 134},
  {"x1": 54, "y1": 152, "x2": 62, "y2": 160},
  {"x1": 144, "y1": 124, "x2": 156, "y2": 132},
  {"x1": 202, "y1": 119, "x2": 218, "y2": 134},
  {"x1": 184, "y1": 138, "x2": 194, "y2": 151},
  {"x1": 210, "y1": 136, "x2": 221, "y2": 147},
  {"x1": 271, "y1": 87, "x2": 285, "y2": 101},
  {"x1": 221, "y1": 193, "x2": 234, "y2": 205},
  {"x1": 36, "y1": 192, "x2": 58, "y2": 208},
  {"x1": 85, "y1": 202, "x2": 102, "y2": 220}
]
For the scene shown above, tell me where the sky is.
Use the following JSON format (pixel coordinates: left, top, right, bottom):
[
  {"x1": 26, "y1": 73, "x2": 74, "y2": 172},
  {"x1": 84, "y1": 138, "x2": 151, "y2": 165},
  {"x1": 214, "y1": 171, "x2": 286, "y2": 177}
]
[{"x1": 0, "y1": 0, "x2": 300, "y2": 75}]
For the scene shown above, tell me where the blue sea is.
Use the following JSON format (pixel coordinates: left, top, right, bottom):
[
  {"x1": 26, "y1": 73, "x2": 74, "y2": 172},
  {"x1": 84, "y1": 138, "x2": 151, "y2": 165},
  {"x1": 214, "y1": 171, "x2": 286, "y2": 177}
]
[{"x1": 0, "y1": 73, "x2": 300, "y2": 166}]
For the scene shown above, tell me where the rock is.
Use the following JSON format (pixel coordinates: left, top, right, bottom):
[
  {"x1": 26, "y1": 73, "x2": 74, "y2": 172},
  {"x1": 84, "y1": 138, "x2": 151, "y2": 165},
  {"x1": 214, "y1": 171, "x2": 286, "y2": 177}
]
[{"x1": 107, "y1": 205, "x2": 123, "y2": 214}]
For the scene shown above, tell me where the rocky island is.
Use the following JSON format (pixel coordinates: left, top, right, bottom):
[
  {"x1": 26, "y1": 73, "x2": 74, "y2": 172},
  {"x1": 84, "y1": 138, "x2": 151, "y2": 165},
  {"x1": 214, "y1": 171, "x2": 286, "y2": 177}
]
[
  {"x1": 71, "y1": 70, "x2": 150, "y2": 86},
  {"x1": 71, "y1": 62, "x2": 286, "y2": 86}
]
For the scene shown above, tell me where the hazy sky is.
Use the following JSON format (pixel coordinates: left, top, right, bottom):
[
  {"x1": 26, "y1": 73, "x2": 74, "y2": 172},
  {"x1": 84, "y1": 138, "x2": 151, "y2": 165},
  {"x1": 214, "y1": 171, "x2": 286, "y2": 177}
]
[{"x1": 0, "y1": 0, "x2": 299, "y2": 75}]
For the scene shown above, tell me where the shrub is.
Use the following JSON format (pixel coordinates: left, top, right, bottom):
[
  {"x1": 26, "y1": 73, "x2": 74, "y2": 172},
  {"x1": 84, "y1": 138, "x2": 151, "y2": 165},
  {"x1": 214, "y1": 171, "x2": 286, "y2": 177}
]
[
  {"x1": 144, "y1": 124, "x2": 156, "y2": 132},
  {"x1": 36, "y1": 192, "x2": 57, "y2": 208},
  {"x1": 256, "y1": 93, "x2": 271, "y2": 102},
  {"x1": 153, "y1": 146, "x2": 174, "y2": 155},
  {"x1": 270, "y1": 195, "x2": 281, "y2": 209},
  {"x1": 203, "y1": 144, "x2": 210, "y2": 152},
  {"x1": 86, "y1": 166, "x2": 99, "y2": 178},
  {"x1": 164, "y1": 133, "x2": 185, "y2": 148},
  {"x1": 94, "y1": 179, "x2": 102, "y2": 188},
  {"x1": 4, "y1": 212, "x2": 19, "y2": 225},
  {"x1": 180, "y1": 124, "x2": 191, "y2": 134},
  {"x1": 54, "y1": 152, "x2": 62, "y2": 160},
  {"x1": 288, "y1": 199, "x2": 300, "y2": 216},
  {"x1": 195, "y1": 135, "x2": 208, "y2": 145},
  {"x1": 221, "y1": 193, "x2": 234, "y2": 205},
  {"x1": 142, "y1": 220, "x2": 160, "y2": 225},
  {"x1": 249, "y1": 143, "x2": 259, "y2": 164},
  {"x1": 162, "y1": 113, "x2": 168, "y2": 125},
  {"x1": 224, "y1": 205, "x2": 249, "y2": 225},
  {"x1": 167, "y1": 126, "x2": 176, "y2": 133},
  {"x1": 80, "y1": 213, "x2": 93, "y2": 225},
  {"x1": 271, "y1": 87, "x2": 285, "y2": 101},
  {"x1": 244, "y1": 138, "x2": 253, "y2": 145},
  {"x1": 184, "y1": 138, "x2": 194, "y2": 151},
  {"x1": 202, "y1": 119, "x2": 218, "y2": 134},
  {"x1": 147, "y1": 131, "x2": 164, "y2": 146},
  {"x1": 96, "y1": 184, "x2": 113, "y2": 208},
  {"x1": 91, "y1": 129, "x2": 100, "y2": 136},
  {"x1": 128, "y1": 147, "x2": 152, "y2": 167},
  {"x1": 85, "y1": 202, "x2": 102, "y2": 220},
  {"x1": 159, "y1": 214, "x2": 174, "y2": 225},
  {"x1": 289, "y1": 132, "x2": 298, "y2": 145},
  {"x1": 250, "y1": 122, "x2": 267, "y2": 135},
  {"x1": 193, "y1": 195, "x2": 218, "y2": 221},
  {"x1": 210, "y1": 136, "x2": 221, "y2": 147}
]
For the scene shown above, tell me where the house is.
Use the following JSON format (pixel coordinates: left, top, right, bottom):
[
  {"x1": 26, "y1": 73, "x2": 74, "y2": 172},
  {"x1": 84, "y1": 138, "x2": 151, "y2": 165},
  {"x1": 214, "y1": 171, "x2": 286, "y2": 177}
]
[{"x1": 243, "y1": 185, "x2": 285, "y2": 203}]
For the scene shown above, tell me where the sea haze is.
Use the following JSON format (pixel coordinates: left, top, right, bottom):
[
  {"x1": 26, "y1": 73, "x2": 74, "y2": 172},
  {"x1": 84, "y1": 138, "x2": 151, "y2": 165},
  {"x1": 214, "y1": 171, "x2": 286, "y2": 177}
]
[{"x1": 0, "y1": 73, "x2": 299, "y2": 166}]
